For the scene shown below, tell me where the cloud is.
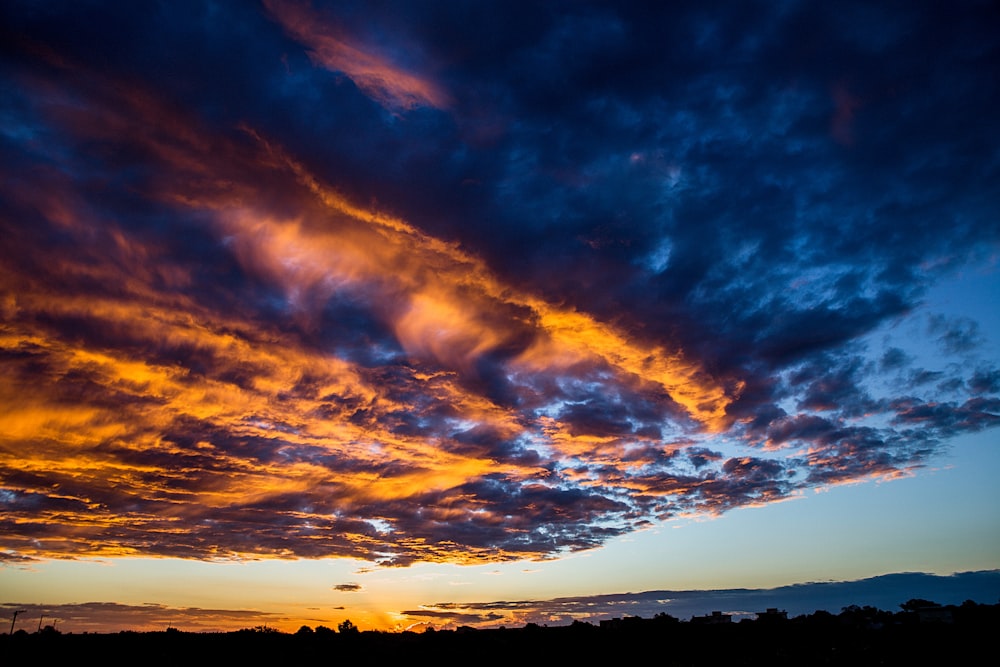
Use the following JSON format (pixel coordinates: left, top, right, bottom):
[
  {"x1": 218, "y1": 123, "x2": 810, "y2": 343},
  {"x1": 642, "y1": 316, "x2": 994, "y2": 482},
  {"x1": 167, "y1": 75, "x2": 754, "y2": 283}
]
[
  {"x1": 399, "y1": 608, "x2": 505, "y2": 625},
  {"x1": 879, "y1": 347, "x2": 911, "y2": 372},
  {"x1": 263, "y1": 0, "x2": 450, "y2": 112},
  {"x1": 929, "y1": 315, "x2": 984, "y2": 354},
  {"x1": 969, "y1": 369, "x2": 1000, "y2": 395},
  {"x1": 0, "y1": 0, "x2": 998, "y2": 566},
  {"x1": 333, "y1": 583, "x2": 362, "y2": 592},
  {"x1": 891, "y1": 397, "x2": 1000, "y2": 433},
  {"x1": 0, "y1": 550, "x2": 38, "y2": 564},
  {"x1": 0, "y1": 55, "x2": 730, "y2": 564}
]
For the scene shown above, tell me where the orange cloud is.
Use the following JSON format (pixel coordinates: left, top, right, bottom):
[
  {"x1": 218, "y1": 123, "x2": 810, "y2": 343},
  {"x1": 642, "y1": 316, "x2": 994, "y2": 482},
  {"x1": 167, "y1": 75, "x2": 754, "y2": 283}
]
[
  {"x1": 264, "y1": 0, "x2": 450, "y2": 111},
  {"x1": 0, "y1": 55, "x2": 743, "y2": 566},
  {"x1": 222, "y1": 138, "x2": 737, "y2": 432}
]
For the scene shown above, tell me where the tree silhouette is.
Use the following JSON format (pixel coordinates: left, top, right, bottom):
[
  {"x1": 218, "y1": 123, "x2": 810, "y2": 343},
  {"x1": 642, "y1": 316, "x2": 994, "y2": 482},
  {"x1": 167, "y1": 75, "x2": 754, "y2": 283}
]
[
  {"x1": 338, "y1": 619, "x2": 359, "y2": 635},
  {"x1": 900, "y1": 598, "x2": 938, "y2": 611}
]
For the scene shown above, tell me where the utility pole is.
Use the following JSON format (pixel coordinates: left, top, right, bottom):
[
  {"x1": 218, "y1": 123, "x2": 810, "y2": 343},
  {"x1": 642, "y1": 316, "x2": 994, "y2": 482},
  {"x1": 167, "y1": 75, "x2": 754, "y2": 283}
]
[
  {"x1": 10, "y1": 609, "x2": 26, "y2": 635},
  {"x1": 38, "y1": 614, "x2": 44, "y2": 632}
]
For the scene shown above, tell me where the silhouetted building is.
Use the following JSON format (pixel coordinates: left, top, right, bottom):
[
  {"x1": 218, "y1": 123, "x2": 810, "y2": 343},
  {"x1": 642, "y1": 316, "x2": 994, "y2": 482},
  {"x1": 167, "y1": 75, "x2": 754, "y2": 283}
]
[
  {"x1": 599, "y1": 616, "x2": 645, "y2": 630},
  {"x1": 691, "y1": 611, "x2": 732, "y2": 625},
  {"x1": 755, "y1": 608, "x2": 788, "y2": 622}
]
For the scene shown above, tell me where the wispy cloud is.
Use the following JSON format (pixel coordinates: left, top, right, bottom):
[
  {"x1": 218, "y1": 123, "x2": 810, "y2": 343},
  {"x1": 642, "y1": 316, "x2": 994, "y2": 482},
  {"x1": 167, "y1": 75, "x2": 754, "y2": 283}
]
[{"x1": 263, "y1": 0, "x2": 450, "y2": 112}]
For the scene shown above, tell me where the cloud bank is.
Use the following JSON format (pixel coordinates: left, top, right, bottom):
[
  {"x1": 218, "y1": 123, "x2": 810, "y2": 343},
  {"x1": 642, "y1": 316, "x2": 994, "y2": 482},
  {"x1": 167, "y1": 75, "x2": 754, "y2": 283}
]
[{"x1": 0, "y1": 1, "x2": 998, "y2": 565}]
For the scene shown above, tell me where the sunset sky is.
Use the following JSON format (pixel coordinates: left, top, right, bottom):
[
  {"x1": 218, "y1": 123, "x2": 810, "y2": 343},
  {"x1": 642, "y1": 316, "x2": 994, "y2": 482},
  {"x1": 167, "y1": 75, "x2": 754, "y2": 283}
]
[{"x1": 1, "y1": 0, "x2": 998, "y2": 633}]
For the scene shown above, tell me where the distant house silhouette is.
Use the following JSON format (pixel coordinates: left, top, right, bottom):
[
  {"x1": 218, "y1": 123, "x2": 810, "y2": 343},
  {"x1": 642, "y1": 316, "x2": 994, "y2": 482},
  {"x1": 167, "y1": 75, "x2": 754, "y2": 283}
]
[
  {"x1": 690, "y1": 611, "x2": 732, "y2": 625},
  {"x1": 755, "y1": 608, "x2": 788, "y2": 622},
  {"x1": 599, "y1": 616, "x2": 645, "y2": 630}
]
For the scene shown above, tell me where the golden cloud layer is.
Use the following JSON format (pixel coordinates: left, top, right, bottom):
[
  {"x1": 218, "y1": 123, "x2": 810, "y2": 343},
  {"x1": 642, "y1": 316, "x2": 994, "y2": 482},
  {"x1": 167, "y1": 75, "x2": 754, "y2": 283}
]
[{"x1": 0, "y1": 54, "x2": 745, "y2": 565}]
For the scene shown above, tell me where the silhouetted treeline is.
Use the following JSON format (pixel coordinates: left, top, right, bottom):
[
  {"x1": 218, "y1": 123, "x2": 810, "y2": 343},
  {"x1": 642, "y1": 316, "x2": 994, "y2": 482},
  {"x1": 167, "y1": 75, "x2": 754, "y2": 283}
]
[{"x1": 4, "y1": 600, "x2": 998, "y2": 666}]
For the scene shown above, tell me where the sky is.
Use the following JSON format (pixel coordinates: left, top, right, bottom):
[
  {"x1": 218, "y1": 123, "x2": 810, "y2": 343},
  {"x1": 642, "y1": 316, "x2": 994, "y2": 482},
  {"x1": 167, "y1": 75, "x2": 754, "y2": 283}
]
[{"x1": 1, "y1": 0, "x2": 998, "y2": 634}]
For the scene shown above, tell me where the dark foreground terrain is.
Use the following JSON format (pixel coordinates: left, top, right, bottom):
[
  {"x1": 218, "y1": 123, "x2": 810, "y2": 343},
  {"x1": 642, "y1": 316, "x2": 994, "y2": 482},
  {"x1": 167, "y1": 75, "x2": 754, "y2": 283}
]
[{"x1": 3, "y1": 601, "x2": 997, "y2": 666}]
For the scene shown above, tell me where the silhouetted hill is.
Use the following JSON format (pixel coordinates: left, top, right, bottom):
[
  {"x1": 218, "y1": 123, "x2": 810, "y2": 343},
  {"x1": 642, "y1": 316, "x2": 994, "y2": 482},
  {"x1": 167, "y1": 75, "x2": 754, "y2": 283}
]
[
  {"x1": 585, "y1": 569, "x2": 1000, "y2": 620},
  {"x1": 401, "y1": 569, "x2": 1000, "y2": 625}
]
